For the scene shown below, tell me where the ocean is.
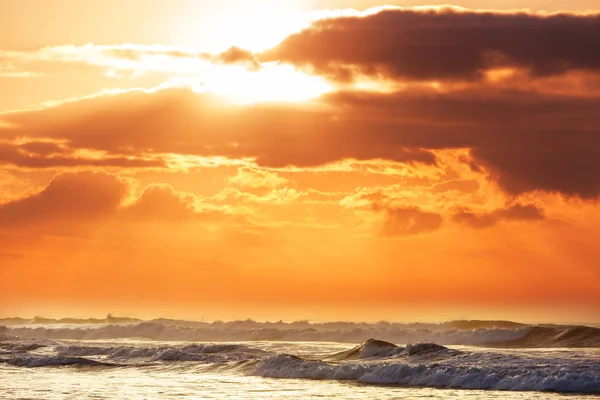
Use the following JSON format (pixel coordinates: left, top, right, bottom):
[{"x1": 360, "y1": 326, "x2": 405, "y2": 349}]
[{"x1": 1, "y1": 319, "x2": 599, "y2": 399}]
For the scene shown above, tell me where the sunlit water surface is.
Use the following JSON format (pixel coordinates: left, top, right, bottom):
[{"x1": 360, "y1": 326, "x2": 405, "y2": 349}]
[{"x1": 1, "y1": 340, "x2": 599, "y2": 399}]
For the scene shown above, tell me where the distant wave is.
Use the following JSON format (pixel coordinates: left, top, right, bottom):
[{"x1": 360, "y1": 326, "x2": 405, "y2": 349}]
[
  {"x1": 1, "y1": 321, "x2": 529, "y2": 346},
  {"x1": 490, "y1": 325, "x2": 600, "y2": 348},
  {"x1": 446, "y1": 320, "x2": 528, "y2": 330},
  {"x1": 0, "y1": 315, "x2": 141, "y2": 326},
  {"x1": 0, "y1": 317, "x2": 529, "y2": 329},
  {"x1": 2, "y1": 318, "x2": 600, "y2": 348}
]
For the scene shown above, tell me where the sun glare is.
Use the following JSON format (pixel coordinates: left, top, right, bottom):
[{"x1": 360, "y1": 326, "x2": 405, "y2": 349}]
[
  {"x1": 192, "y1": 63, "x2": 334, "y2": 104},
  {"x1": 184, "y1": 0, "x2": 310, "y2": 53}
]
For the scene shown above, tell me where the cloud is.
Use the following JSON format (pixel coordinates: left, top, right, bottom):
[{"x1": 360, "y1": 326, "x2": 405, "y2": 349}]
[
  {"x1": 228, "y1": 167, "x2": 289, "y2": 191},
  {"x1": 359, "y1": 192, "x2": 444, "y2": 236},
  {"x1": 0, "y1": 44, "x2": 213, "y2": 76},
  {"x1": 432, "y1": 179, "x2": 480, "y2": 194},
  {"x1": 122, "y1": 184, "x2": 197, "y2": 220},
  {"x1": 327, "y1": 88, "x2": 600, "y2": 198},
  {"x1": 452, "y1": 203, "x2": 545, "y2": 229},
  {"x1": 0, "y1": 171, "x2": 129, "y2": 228},
  {"x1": 1, "y1": 88, "x2": 437, "y2": 169},
  {"x1": 380, "y1": 206, "x2": 443, "y2": 236},
  {"x1": 0, "y1": 141, "x2": 166, "y2": 169},
  {"x1": 2, "y1": 75, "x2": 600, "y2": 197},
  {"x1": 471, "y1": 141, "x2": 600, "y2": 198},
  {"x1": 351, "y1": 187, "x2": 545, "y2": 235},
  {"x1": 0, "y1": 171, "x2": 245, "y2": 235},
  {"x1": 262, "y1": 7, "x2": 600, "y2": 82},
  {"x1": 0, "y1": 43, "x2": 276, "y2": 81},
  {"x1": 213, "y1": 47, "x2": 259, "y2": 69}
]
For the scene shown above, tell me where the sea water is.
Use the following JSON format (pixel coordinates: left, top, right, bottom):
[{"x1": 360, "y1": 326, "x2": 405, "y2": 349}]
[{"x1": 1, "y1": 320, "x2": 599, "y2": 399}]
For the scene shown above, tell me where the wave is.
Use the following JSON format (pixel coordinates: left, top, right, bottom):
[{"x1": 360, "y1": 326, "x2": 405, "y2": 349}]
[
  {"x1": 1, "y1": 337, "x2": 599, "y2": 393},
  {"x1": 1, "y1": 342, "x2": 267, "y2": 369},
  {"x1": 253, "y1": 354, "x2": 600, "y2": 393},
  {"x1": 0, "y1": 315, "x2": 141, "y2": 326},
  {"x1": 1, "y1": 342, "x2": 51, "y2": 352},
  {"x1": 2, "y1": 355, "x2": 116, "y2": 368},
  {"x1": 2, "y1": 321, "x2": 530, "y2": 346},
  {"x1": 325, "y1": 339, "x2": 454, "y2": 361},
  {"x1": 56, "y1": 343, "x2": 268, "y2": 362},
  {"x1": 445, "y1": 320, "x2": 529, "y2": 330},
  {"x1": 252, "y1": 343, "x2": 600, "y2": 393},
  {"x1": 491, "y1": 325, "x2": 600, "y2": 348},
  {"x1": 326, "y1": 338, "x2": 400, "y2": 361},
  {"x1": 3, "y1": 319, "x2": 600, "y2": 348}
]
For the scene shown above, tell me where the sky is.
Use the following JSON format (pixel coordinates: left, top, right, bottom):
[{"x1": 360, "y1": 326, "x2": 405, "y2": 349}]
[{"x1": 1, "y1": 0, "x2": 599, "y2": 323}]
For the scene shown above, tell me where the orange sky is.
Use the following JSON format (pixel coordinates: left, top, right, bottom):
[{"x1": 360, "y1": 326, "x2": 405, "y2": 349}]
[{"x1": 1, "y1": 0, "x2": 600, "y2": 323}]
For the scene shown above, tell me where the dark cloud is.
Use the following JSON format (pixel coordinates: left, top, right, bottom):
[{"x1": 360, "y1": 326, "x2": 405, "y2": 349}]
[
  {"x1": 472, "y1": 142, "x2": 600, "y2": 198},
  {"x1": 262, "y1": 7, "x2": 600, "y2": 81},
  {"x1": 327, "y1": 88, "x2": 600, "y2": 198},
  {"x1": 0, "y1": 171, "x2": 128, "y2": 227},
  {"x1": 366, "y1": 191, "x2": 543, "y2": 234},
  {"x1": 366, "y1": 194, "x2": 443, "y2": 236},
  {"x1": 2, "y1": 88, "x2": 436, "y2": 168},
  {"x1": 0, "y1": 171, "x2": 246, "y2": 236},
  {"x1": 2, "y1": 81, "x2": 600, "y2": 198},
  {"x1": 0, "y1": 142, "x2": 166, "y2": 169},
  {"x1": 453, "y1": 203, "x2": 545, "y2": 229}
]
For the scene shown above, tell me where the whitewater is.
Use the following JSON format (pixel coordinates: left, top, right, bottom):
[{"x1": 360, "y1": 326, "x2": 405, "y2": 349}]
[{"x1": 1, "y1": 319, "x2": 599, "y2": 399}]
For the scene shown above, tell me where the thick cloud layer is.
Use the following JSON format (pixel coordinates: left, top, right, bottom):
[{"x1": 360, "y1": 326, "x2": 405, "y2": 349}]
[
  {"x1": 329, "y1": 89, "x2": 600, "y2": 198},
  {"x1": 2, "y1": 84, "x2": 600, "y2": 198},
  {"x1": 2, "y1": 7, "x2": 600, "y2": 199},
  {"x1": 264, "y1": 7, "x2": 600, "y2": 81},
  {"x1": 1, "y1": 89, "x2": 437, "y2": 168}
]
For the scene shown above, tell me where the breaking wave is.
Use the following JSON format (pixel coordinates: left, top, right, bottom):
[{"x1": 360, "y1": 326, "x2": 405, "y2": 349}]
[
  {"x1": 254, "y1": 353, "x2": 600, "y2": 393},
  {"x1": 325, "y1": 339, "x2": 454, "y2": 361},
  {"x1": 252, "y1": 339, "x2": 600, "y2": 393},
  {"x1": 1, "y1": 337, "x2": 599, "y2": 394}
]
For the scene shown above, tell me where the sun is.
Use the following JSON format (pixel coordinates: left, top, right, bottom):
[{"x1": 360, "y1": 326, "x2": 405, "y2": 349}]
[
  {"x1": 183, "y1": 0, "x2": 310, "y2": 53},
  {"x1": 158, "y1": 0, "x2": 331, "y2": 104}
]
